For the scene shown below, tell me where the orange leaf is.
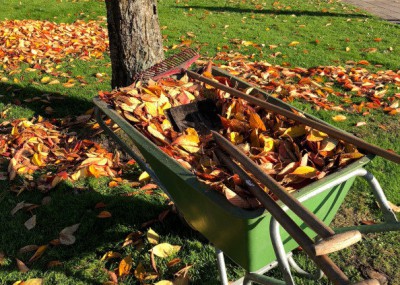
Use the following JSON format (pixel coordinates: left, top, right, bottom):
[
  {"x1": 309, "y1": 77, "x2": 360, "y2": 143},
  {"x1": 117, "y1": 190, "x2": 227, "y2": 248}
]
[
  {"x1": 29, "y1": 245, "x2": 48, "y2": 262},
  {"x1": 97, "y1": 211, "x2": 112, "y2": 218},
  {"x1": 248, "y1": 112, "x2": 266, "y2": 131},
  {"x1": 119, "y1": 255, "x2": 133, "y2": 276}
]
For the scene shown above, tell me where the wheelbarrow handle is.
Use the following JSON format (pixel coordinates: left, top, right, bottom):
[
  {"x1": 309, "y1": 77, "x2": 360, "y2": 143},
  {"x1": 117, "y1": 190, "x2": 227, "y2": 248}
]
[
  {"x1": 186, "y1": 70, "x2": 400, "y2": 164},
  {"x1": 214, "y1": 149, "x2": 370, "y2": 285}
]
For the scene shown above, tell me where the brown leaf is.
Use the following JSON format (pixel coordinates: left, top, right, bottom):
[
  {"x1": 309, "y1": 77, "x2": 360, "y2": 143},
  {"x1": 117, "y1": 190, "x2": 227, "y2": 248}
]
[
  {"x1": 19, "y1": 245, "x2": 39, "y2": 254},
  {"x1": 16, "y1": 258, "x2": 29, "y2": 272}
]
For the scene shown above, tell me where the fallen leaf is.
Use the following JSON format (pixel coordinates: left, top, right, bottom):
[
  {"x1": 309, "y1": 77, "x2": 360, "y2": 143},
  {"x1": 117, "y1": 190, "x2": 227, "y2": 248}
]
[
  {"x1": 388, "y1": 201, "x2": 400, "y2": 213},
  {"x1": 139, "y1": 171, "x2": 150, "y2": 182},
  {"x1": 19, "y1": 245, "x2": 39, "y2": 254},
  {"x1": 147, "y1": 228, "x2": 160, "y2": 245},
  {"x1": 16, "y1": 258, "x2": 29, "y2": 272},
  {"x1": 118, "y1": 255, "x2": 133, "y2": 276},
  {"x1": 291, "y1": 166, "x2": 317, "y2": 178},
  {"x1": 24, "y1": 215, "x2": 37, "y2": 230},
  {"x1": 288, "y1": 41, "x2": 300, "y2": 47},
  {"x1": 151, "y1": 243, "x2": 181, "y2": 258},
  {"x1": 29, "y1": 245, "x2": 48, "y2": 262},
  {"x1": 97, "y1": 211, "x2": 112, "y2": 218},
  {"x1": 59, "y1": 224, "x2": 80, "y2": 245},
  {"x1": 332, "y1": 115, "x2": 347, "y2": 122},
  {"x1": 21, "y1": 278, "x2": 43, "y2": 285}
]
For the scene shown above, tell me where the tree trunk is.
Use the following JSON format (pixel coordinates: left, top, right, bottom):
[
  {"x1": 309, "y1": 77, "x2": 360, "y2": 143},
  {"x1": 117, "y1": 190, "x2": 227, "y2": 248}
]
[{"x1": 105, "y1": 0, "x2": 164, "y2": 88}]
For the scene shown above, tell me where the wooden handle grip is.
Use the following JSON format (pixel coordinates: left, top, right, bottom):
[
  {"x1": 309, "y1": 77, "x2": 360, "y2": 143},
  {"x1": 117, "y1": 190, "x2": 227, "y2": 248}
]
[
  {"x1": 351, "y1": 279, "x2": 380, "y2": 285},
  {"x1": 313, "y1": 230, "x2": 362, "y2": 256}
]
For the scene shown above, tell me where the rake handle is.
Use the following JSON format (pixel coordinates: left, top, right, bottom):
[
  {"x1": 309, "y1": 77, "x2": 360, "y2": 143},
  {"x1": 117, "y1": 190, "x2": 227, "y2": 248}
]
[
  {"x1": 186, "y1": 70, "x2": 400, "y2": 164},
  {"x1": 213, "y1": 130, "x2": 334, "y2": 238},
  {"x1": 215, "y1": 149, "x2": 360, "y2": 285}
]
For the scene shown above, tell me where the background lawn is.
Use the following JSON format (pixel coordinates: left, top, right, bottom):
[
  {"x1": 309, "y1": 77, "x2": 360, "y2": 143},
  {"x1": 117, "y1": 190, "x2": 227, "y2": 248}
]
[{"x1": 0, "y1": 0, "x2": 399, "y2": 284}]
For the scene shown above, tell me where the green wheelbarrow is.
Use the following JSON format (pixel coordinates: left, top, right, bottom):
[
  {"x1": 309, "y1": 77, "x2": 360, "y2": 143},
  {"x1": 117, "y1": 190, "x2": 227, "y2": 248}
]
[{"x1": 93, "y1": 66, "x2": 400, "y2": 285}]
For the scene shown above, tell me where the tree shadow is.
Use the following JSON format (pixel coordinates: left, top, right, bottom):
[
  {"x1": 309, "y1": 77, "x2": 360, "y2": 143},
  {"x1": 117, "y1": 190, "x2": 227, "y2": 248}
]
[
  {"x1": 0, "y1": 179, "x2": 221, "y2": 284},
  {"x1": 173, "y1": 5, "x2": 369, "y2": 19},
  {"x1": 0, "y1": 82, "x2": 95, "y2": 120}
]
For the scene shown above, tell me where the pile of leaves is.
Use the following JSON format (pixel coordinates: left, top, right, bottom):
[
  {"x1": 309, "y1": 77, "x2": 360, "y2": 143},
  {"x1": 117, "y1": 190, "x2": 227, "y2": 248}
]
[
  {"x1": 215, "y1": 52, "x2": 400, "y2": 116},
  {"x1": 99, "y1": 69, "x2": 364, "y2": 209},
  {"x1": 0, "y1": 116, "x2": 120, "y2": 193},
  {"x1": 0, "y1": 19, "x2": 108, "y2": 70}
]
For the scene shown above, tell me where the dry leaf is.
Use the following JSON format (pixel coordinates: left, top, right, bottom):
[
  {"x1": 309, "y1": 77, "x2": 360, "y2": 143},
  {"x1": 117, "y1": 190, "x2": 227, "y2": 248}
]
[
  {"x1": 59, "y1": 224, "x2": 80, "y2": 245},
  {"x1": 19, "y1": 245, "x2": 39, "y2": 254},
  {"x1": 97, "y1": 211, "x2": 112, "y2": 218},
  {"x1": 291, "y1": 166, "x2": 317, "y2": 178},
  {"x1": 151, "y1": 243, "x2": 181, "y2": 258},
  {"x1": 16, "y1": 258, "x2": 29, "y2": 272},
  {"x1": 147, "y1": 228, "x2": 160, "y2": 245},
  {"x1": 24, "y1": 215, "x2": 36, "y2": 230},
  {"x1": 388, "y1": 201, "x2": 400, "y2": 213},
  {"x1": 29, "y1": 245, "x2": 48, "y2": 262},
  {"x1": 21, "y1": 278, "x2": 43, "y2": 285},
  {"x1": 118, "y1": 255, "x2": 133, "y2": 276},
  {"x1": 332, "y1": 115, "x2": 347, "y2": 122}
]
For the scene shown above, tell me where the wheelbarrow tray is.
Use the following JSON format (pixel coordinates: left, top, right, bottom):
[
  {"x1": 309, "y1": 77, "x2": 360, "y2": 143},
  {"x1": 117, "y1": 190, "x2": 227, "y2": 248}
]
[{"x1": 93, "y1": 67, "x2": 372, "y2": 272}]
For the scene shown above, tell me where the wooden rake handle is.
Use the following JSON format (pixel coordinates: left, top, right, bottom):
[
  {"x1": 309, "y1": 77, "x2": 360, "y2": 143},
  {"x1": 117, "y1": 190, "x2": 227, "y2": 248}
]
[
  {"x1": 186, "y1": 70, "x2": 400, "y2": 164},
  {"x1": 212, "y1": 131, "x2": 361, "y2": 254},
  {"x1": 215, "y1": 149, "x2": 373, "y2": 285}
]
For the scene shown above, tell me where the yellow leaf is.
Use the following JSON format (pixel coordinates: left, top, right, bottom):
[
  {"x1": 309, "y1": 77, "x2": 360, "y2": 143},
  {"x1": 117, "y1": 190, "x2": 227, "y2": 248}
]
[
  {"x1": 101, "y1": 251, "x2": 122, "y2": 261},
  {"x1": 139, "y1": 171, "x2": 150, "y2": 182},
  {"x1": 288, "y1": 41, "x2": 300, "y2": 46},
  {"x1": 22, "y1": 278, "x2": 43, "y2": 285},
  {"x1": 229, "y1": 132, "x2": 244, "y2": 145},
  {"x1": 282, "y1": 125, "x2": 306, "y2": 138},
  {"x1": 48, "y1": 79, "x2": 60, "y2": 85},
  {"x1": 173, "y1": 128, "x2": 200, "y2": 153},
  {"x1": 41, "y1": 77, "x2": 51, "y2": 84},
  {"x1": 306, "y1": 129, "x2": 328, "y2": 142},
  {"x1": 32, "y1": 153, "x2": 44, "y2": 166},
  {"x1": 291, "y1": 166, "x2": 317, "y2": 178},
  {"x1": 29, "y1": 245, "x2": 48, "y2": 262},
  {"x1": 259, "y1": 134, "x2": 274, "y2": 152},
  {"x1": 97, "y1": 211, "x2": 112, "y2": 218},
  {"x1": 147, "y1": 228, "x2": 160, "y2": 245},
  {"x1": 151, "y1": 243, "x2": 181, "y2": 258},
  {"x1": 154, "y1": 281, "x2": 173, "y2": 285},
  {"x1": 320, "y1": 138, "x2": 338, "y2": 152},
  {"x1": 332, "y1": 115, "x2": 347, "y2": 122},
  {"x1": 118, "y1": 255, "x2": 132, "y2": 276}
]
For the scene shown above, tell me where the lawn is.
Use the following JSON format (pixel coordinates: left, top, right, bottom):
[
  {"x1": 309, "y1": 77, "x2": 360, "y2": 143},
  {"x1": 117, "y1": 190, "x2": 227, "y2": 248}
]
[{"x1": 0, "y1": 0, "x2": 399, "y2": 284}]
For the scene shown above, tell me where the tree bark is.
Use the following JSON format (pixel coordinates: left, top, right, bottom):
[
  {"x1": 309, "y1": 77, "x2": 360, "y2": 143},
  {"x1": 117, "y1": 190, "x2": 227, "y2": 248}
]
[{"x1": 105, "y1": 0, "x2": 164, "y2": 88}]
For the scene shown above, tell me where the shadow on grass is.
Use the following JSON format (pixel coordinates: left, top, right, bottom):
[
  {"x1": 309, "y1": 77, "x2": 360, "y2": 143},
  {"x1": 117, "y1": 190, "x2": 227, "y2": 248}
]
[
  {"x1": 0, "y1": 179, "x2": 211, "y2": 284},
  {"x1": 174, "y1": 5, "x2": 370, "y2": 18},
  {"x1": 0, "y1": 82, "x2": 94, "y2": 119}
]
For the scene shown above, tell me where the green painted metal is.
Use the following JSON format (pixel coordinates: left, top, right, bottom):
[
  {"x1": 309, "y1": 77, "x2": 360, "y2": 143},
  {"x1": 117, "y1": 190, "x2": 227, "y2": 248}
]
[{"x1": 93, "y1": 68, "x2": 373, "y2": 272}]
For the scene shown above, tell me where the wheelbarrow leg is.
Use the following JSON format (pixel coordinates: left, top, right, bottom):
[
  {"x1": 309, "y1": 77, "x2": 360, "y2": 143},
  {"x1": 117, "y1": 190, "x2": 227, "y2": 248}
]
[
  {"x1": 269, "y1": 218, "x2": 296, "y2": 285},
  {"x1": 216, "y1": 248, "x2": 229, "y2": 285}
]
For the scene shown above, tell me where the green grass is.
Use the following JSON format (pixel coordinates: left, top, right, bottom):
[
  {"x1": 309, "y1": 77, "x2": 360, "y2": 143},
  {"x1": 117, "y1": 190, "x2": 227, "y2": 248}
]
[{"x1": 0, "y1": 0, "x2": 399, "y2": 284}]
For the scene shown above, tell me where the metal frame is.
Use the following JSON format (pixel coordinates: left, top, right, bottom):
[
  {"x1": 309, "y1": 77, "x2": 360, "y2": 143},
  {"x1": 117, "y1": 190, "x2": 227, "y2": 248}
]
[{"x1": 215, "y1": 168, "x2": 399, "y2": 285}]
